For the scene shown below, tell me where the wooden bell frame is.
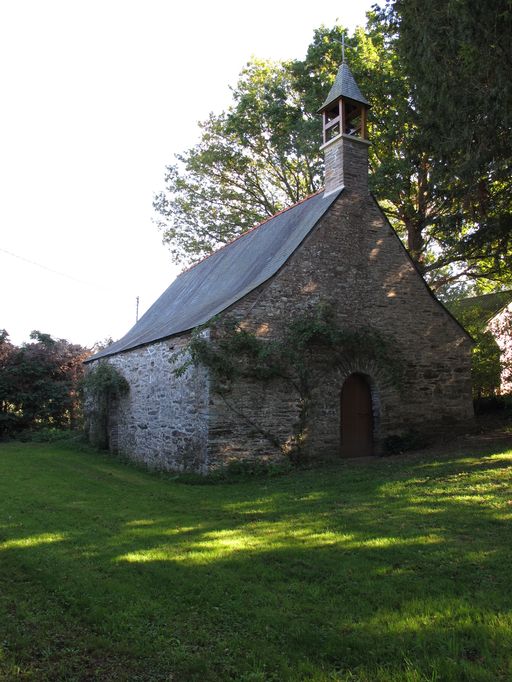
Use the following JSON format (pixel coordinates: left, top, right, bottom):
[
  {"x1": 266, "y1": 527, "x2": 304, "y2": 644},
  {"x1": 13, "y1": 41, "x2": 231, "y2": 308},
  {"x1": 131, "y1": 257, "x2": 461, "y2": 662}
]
[{"x1": 322, "y1": 98, "x2": 367, "y2": 145}]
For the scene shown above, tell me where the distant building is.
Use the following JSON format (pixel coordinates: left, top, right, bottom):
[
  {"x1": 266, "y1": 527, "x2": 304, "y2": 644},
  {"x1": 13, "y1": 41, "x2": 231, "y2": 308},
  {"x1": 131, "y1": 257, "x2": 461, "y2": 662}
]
[{"x1": 451, "y1": 291, "x2": 512, "y2": 395}]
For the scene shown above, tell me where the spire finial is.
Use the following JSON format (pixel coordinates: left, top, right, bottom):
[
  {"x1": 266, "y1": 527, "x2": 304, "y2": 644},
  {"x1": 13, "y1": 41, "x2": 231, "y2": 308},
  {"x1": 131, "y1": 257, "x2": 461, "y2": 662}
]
[{"x1": 342, "y1": 33, "x2": 345, "y2": 63}]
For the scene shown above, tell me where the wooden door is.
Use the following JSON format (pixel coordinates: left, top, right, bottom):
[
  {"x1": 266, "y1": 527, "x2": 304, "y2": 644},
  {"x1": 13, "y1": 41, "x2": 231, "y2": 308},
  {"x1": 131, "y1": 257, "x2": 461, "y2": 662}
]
[{"x1": 340, "y1": 373, "x2": 373, "y2": 457}]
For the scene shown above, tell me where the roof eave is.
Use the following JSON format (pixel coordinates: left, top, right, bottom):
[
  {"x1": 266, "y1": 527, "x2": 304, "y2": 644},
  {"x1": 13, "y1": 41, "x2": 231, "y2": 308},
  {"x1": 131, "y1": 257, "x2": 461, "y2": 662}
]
[{"x1": 317, "y1": 93, "x2": 371, "y2": 115}]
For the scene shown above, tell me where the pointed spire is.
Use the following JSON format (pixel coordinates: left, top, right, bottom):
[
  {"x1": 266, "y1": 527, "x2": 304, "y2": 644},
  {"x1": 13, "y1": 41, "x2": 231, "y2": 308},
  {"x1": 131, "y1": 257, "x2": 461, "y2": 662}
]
[{"x1": 318, "y1": 61, "x2": 369, "y2": 113}]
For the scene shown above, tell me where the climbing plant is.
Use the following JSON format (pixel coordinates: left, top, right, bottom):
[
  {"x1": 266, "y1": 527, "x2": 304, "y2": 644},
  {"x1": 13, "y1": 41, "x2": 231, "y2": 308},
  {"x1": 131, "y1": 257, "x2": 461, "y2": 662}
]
[
  {"x1": 174, "y1": 304, "x2": 401, "y2": 459},
  {"x1": 82, "y1": 363, "x2": 129, "y2": 450}
]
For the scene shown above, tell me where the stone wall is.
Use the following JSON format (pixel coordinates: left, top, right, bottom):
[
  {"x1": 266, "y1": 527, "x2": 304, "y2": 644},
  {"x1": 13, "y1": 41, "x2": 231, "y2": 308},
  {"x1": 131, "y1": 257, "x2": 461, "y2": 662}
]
[
  {"x1": 205, "y1": 183, "x2": 473, "y2": 467},
  {"x1": 322, "y1": 134, "x2": 369, "y2": 194},
  {"x1": 86, "y1": 334, "x2": 210, "y2": 473},
  {"x1": 488, "y1": 303, "x2": 512, "y2": 394}
]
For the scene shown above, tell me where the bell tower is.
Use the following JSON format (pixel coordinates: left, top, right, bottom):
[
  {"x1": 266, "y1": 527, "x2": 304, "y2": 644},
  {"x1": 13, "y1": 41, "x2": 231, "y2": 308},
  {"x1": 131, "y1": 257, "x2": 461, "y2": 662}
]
[{"x1": 318, "y1": 58, "x2": 370, "y2": 195}]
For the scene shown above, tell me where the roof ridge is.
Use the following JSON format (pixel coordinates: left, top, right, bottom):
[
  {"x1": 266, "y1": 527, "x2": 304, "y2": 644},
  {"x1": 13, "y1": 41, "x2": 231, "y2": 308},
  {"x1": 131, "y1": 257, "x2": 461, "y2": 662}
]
[
  {"x1": 87, "y1": 187, "x2": 340, "y2": 361},
  {"x1": 463, "y1": 289, "x2": 512, "y2": 301},
  {"x1": 180, "y1": 189, "x2": 324, "y2": 276}
]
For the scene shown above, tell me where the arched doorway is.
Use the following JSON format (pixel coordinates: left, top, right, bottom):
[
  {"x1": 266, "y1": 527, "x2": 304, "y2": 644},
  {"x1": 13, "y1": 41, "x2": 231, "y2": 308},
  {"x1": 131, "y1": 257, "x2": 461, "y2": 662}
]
[{"x1": 340, "y1": 373, "x2": 373, "y2": 457}]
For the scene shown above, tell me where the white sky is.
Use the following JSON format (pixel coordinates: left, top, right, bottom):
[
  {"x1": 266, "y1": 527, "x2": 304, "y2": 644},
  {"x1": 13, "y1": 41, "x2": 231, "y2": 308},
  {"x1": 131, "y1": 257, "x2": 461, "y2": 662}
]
[{"x1": 0, "y1": 0, "x2": 374, "y2": 348}]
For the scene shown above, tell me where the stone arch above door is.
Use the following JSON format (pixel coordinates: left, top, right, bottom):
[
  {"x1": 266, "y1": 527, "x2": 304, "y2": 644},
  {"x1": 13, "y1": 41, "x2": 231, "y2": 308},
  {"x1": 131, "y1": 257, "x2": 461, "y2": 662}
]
[{"x1": 336, "y1": 358, "x2": 388, "y2": 457}]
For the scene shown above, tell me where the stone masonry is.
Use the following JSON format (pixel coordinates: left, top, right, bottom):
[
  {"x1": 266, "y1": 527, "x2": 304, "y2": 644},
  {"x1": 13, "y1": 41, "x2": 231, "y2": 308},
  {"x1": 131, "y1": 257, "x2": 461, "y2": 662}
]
[
  {"x1": 488, "y1": 303, "x2": 512, "y2": 394},
  {"x1": 204, "y1": 179, "x2": 473, "y2": 467},
  {"x1": 322, "y1": 134, "x2": 370, "y2": 194},
  {"x1": 90, "y1": 334, "x2": 210, "y2": 473}
]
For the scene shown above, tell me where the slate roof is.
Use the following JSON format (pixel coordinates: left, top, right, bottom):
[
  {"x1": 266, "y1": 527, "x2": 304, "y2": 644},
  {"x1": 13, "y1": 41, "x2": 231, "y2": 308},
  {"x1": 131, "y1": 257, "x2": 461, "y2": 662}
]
[
  {"x1": 449, "y1": 290, "x2": 512, "y2": 329},
  {"x1": 318, "y1": 61, "x2": 370, "y2": 112},
  {"x1": 87, "y1": 189, "x2": 343, "y2": 362}
]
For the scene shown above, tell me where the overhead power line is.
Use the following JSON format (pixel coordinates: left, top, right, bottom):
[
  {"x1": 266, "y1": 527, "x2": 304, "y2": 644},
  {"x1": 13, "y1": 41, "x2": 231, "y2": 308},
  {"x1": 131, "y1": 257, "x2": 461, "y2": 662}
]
[
  {"x1": 0, "y1": 246, "x2": 98, "y2": 286},
  {"x1": 1, "y1": 246, "x2": 144, "y2": 323},
  {"x1": 0, "y1": 246, "x2": 123, "y2": 293}
]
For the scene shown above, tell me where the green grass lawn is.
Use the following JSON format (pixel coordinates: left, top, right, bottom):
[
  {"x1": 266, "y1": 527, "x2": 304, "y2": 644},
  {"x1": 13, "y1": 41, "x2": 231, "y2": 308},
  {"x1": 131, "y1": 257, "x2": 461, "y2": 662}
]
[{"x1": 1, "y1": 439, "x2": 511, "y2": 681}]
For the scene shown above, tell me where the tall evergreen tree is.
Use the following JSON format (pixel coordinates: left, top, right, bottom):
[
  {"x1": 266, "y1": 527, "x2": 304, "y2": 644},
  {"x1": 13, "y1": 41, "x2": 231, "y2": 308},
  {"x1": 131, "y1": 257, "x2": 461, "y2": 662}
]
[{"x1": 377, "y1": 0, "x2": 512, "y2": 292}]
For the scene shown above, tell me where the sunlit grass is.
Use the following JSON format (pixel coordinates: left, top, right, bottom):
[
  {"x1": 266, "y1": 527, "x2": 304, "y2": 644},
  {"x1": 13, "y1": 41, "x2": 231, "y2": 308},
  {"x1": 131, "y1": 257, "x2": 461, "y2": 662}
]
[
  {"x1": 0, "y1": 441, "x2": 511, "y2": 680},
  {"x1": 0, "y1": 532, "x2": 68, "y2": 551}
]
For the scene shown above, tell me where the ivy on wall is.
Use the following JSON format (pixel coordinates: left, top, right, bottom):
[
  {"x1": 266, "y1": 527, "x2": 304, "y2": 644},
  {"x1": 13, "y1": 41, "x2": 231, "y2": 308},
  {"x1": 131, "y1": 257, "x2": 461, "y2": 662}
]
[
  {"x1": 82, "y1": 363, "x2": 129, "y2": 450},
  {"x1": 174, "y1": 304, "x2": 401, "y2": 459}
]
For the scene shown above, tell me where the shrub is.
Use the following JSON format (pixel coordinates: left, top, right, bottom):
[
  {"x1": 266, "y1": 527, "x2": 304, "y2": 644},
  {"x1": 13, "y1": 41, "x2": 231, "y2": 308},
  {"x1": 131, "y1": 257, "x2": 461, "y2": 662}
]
[
  {"x1": 382, "y1": 430, "x2": 428, "y2": 455},
  {"x1": 473, "y1": 395, "x2": 512, "y2": 415},
  {"x1": 17, "y1": 427, "x2": 75, "y2": 443}
]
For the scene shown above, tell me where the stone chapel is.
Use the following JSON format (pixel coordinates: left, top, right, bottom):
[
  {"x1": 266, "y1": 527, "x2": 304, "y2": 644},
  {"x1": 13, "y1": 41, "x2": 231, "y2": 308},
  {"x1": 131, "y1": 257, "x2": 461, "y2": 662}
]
[{"x1": 85, "y1": 60, "x2": 474, "y2": 472}]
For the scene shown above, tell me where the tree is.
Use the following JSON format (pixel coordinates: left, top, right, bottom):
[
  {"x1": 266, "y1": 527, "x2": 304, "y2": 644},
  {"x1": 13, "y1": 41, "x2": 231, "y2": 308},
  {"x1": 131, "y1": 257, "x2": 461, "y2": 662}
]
[
  {"x1": 377, "y1": 0, "x2": 512, "y2": 292},
  {"x1": 153, "y1": 58, "x2": 323, "y2": 264},
  {"x1": 0, "y1": 330, "x2": 17, "y2": 436},
  {"x1": 153, "y1": 15, "x2": 511, "y2": 294},
  {"x1": 0, "y1": 330, "x2": 90, "y2": 437}
]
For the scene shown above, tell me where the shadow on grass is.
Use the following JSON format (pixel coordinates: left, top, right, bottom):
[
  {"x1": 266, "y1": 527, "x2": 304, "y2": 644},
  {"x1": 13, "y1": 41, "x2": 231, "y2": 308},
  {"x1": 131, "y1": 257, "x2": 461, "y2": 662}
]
[{"x1": 0, "y1": 442, "x2": 511, "y2": 681}]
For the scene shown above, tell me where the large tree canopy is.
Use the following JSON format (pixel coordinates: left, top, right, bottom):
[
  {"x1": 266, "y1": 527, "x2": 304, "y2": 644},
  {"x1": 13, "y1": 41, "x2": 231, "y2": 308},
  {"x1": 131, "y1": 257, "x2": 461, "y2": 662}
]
[
  {"x1": 153, "y1": 59, "x2": 322, "y2": 264},
  {"x1": 154, "y1": 8, "x2": 512, "y2": 296},
  {"x1": 376, "y1": 0, "x2": 512, "y2": 293}
]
